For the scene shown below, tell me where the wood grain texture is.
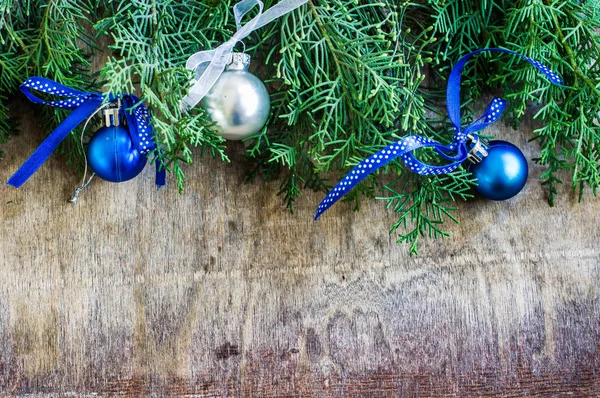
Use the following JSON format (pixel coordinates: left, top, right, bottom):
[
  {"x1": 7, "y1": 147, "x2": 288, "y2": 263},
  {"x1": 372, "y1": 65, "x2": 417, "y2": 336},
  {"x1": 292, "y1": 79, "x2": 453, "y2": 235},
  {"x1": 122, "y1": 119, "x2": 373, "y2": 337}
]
[{"x1": 0, "y1": 97, "x2": 599, "y2": 397}]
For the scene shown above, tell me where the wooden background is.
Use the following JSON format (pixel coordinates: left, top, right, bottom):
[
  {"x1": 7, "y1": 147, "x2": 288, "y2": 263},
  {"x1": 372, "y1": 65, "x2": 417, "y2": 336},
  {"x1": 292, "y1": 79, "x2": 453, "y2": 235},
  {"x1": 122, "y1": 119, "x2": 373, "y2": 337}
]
[{"x1": 0, "y1": 96, "x2": 599, "y2": 396}]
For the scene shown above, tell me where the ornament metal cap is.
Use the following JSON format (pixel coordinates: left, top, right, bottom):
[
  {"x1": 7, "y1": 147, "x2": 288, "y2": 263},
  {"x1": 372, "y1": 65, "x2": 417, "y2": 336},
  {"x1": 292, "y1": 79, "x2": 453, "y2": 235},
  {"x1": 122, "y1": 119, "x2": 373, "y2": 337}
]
[
  {"x1": 467, "y1": 134, "x2": 489, "y2": 164},
  {"x1": 103, "y1": 98, "x2": 122, "y2": 127},
  {"x1": 226, "y1": 52, "x2": 251, "y2": 71}
]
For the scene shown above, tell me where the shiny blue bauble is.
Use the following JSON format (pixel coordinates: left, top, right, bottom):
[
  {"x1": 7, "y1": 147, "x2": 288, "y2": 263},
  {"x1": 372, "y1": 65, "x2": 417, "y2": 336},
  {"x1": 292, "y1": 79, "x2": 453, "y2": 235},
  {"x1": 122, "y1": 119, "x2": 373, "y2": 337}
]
[
  {"x1": 469, "y1": 140, "x2": 528, "y2": 201},
  {"x1": 87, "y1": 125, "x2": 147, "y2": 183}
]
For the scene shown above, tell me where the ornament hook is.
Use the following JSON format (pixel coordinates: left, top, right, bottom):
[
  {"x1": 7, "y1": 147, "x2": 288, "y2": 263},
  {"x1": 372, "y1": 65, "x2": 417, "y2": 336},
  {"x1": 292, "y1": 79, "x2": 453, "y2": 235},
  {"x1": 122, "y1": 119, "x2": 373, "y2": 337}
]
[
  {"x1": 69, "y1": 173, "x2": 95, "y2": 204},
  {"x1": 69, "y1": 103, "x2": 109, "y2": 203},
  {"x1": 233, "y1": 39, "x2": 247, "y2": 55}
]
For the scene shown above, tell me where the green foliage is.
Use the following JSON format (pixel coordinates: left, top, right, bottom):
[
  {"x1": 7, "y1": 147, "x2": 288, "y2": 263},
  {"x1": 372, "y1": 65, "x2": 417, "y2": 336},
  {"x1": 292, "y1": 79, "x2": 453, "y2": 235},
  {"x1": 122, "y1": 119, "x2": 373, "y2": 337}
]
[
  {"x1": 95, "y1": 0, "x2": 239, "y2": 191},
  {"x1": 500, "y1": 0, "x2": 600, "y2": 205},
  {"x1": 0, "y1": 0, "x2": 598, "y2": 252},
  {"x1": 427, "y1": 0, "x2": 600, "y2": 207},
  {"x1": 249, "y1": 0, "x2": 432, "y2": 211},
  {"x1": 381, "y1": 168, "x2": 475, "y2": 256},
  {"x1": 0, "y1": 0, "x2": 94, "y2": 163}
]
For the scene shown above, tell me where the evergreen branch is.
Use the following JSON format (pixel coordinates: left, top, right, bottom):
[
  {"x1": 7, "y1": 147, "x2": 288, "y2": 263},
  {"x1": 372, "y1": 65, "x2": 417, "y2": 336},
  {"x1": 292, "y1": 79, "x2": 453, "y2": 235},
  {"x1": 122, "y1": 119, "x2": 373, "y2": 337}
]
[
  {"x1": 0, "y1": 0, "x2": 598, "y2": 253},
  {"x1": 498, "y1": 0, "x2": 600, "y2": 201},
  {"x1": 0, "y1": 0, "x2": 95, "y2": 168},
  {"x1": 96, "y1": 0, "x2": 240, "y2": 191},
  {"x1": 380, "y1": 168, "x2": 474, "y2": 256}
]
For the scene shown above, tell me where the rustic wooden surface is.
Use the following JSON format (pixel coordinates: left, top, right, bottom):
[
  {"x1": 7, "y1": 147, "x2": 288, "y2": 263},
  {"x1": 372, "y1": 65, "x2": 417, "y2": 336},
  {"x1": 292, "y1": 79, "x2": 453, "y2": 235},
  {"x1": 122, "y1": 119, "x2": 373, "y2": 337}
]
[{"x1": 0, "y1": 97, "x2": 599, "y2": 397}]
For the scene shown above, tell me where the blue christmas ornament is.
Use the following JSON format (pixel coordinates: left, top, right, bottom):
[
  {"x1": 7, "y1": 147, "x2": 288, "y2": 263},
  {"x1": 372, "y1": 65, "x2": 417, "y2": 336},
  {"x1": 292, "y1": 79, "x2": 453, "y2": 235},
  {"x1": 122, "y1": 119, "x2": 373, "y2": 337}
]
[
  {"x1": 314, "y1": 48, "x2": 563, "y2": 220},
  {"x1": 7, "y1": 77, "x2": 166, "y2": 190},
  {"x1": 469, "y1": 140, "x2": 528, "y2": 201},
  {"x1": 87, "y1": 125, "x2": 147, "y2": 183}
]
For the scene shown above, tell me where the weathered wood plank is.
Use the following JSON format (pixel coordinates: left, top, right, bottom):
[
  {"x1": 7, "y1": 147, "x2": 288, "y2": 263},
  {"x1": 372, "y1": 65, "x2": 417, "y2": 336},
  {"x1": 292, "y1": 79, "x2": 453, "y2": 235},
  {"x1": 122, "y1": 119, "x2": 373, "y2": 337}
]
[{"x1": 0, "y1": 97, "x2": 599, "y2": 396}]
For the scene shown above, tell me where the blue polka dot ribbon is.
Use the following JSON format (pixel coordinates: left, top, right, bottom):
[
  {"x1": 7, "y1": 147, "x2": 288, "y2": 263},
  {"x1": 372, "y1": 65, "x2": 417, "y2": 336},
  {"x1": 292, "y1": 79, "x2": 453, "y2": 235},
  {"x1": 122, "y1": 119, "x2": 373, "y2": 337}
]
[
  {"x1": 7, "y1": 77, "x2": 166, "y2": 188},
  {"x1": 315, "y1": 48, "x2": 563, "y2": 220}
]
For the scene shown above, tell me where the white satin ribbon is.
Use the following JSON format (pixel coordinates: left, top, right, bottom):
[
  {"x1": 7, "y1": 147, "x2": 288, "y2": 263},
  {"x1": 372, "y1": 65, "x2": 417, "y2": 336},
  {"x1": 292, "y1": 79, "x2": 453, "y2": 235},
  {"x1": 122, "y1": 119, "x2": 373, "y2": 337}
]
[{"x1": 181, "y1": 0, "x2": 308, "y2": 110}]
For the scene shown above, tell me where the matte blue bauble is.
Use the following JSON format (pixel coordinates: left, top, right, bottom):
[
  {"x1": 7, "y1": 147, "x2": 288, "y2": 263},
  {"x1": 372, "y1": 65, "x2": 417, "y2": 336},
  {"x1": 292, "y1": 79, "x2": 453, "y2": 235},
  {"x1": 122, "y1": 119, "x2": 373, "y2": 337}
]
[
  {"x1": 469, "y1": 140, "x2": 528, "y2": 201},
  {"x1": 87, "y1": 126, "x2": 147, "y2": 183}
]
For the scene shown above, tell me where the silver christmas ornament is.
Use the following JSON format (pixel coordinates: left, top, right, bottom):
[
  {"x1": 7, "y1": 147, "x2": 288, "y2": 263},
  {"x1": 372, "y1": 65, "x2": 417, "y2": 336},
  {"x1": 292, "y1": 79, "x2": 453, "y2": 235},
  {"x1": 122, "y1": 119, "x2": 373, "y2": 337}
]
[{"x1": 200, "y1": 53, "x2": 270, "y2": 140}]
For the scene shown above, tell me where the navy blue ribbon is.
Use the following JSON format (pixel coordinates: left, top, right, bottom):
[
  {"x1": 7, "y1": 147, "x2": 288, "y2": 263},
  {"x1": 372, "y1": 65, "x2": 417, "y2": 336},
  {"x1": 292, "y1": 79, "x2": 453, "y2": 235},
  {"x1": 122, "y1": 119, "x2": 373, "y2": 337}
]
[
  {"x1": 7, "y1": 77, "x2": 166, "y2": 188},
  {"x1": 315, "y1": 48, "x2": 563, "y2": 219}
]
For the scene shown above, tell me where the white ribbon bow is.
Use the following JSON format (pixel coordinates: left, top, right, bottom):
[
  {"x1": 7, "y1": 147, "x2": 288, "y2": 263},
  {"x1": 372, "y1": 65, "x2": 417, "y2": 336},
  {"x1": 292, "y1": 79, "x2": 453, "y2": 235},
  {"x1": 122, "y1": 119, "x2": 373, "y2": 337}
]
[{"x1": 181, "y1": 0, "x2": 308, "y2": 110}]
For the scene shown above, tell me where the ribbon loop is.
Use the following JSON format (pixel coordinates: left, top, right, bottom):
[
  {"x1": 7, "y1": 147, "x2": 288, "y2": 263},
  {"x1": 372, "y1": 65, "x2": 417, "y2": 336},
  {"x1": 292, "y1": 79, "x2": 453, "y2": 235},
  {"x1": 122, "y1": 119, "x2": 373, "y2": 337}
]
[
  {"x1": 462, "y1": 97, "x2": 508, "y2": 137},
  {"x1": 315, "y1": 48, "x2": 563, "y2": 220},
  {"x1": 20, "y1": 76, "x2": 102, "y2": 110},
  {"x1": 233, "y1": 0, "x2": 264, "y2": 32},
  {"x1": 181, "y1": 0, "x2": 308, "y2": 110},
  {"x1": 8, "y1": 77, "x2": 166, "y2": 188}
]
